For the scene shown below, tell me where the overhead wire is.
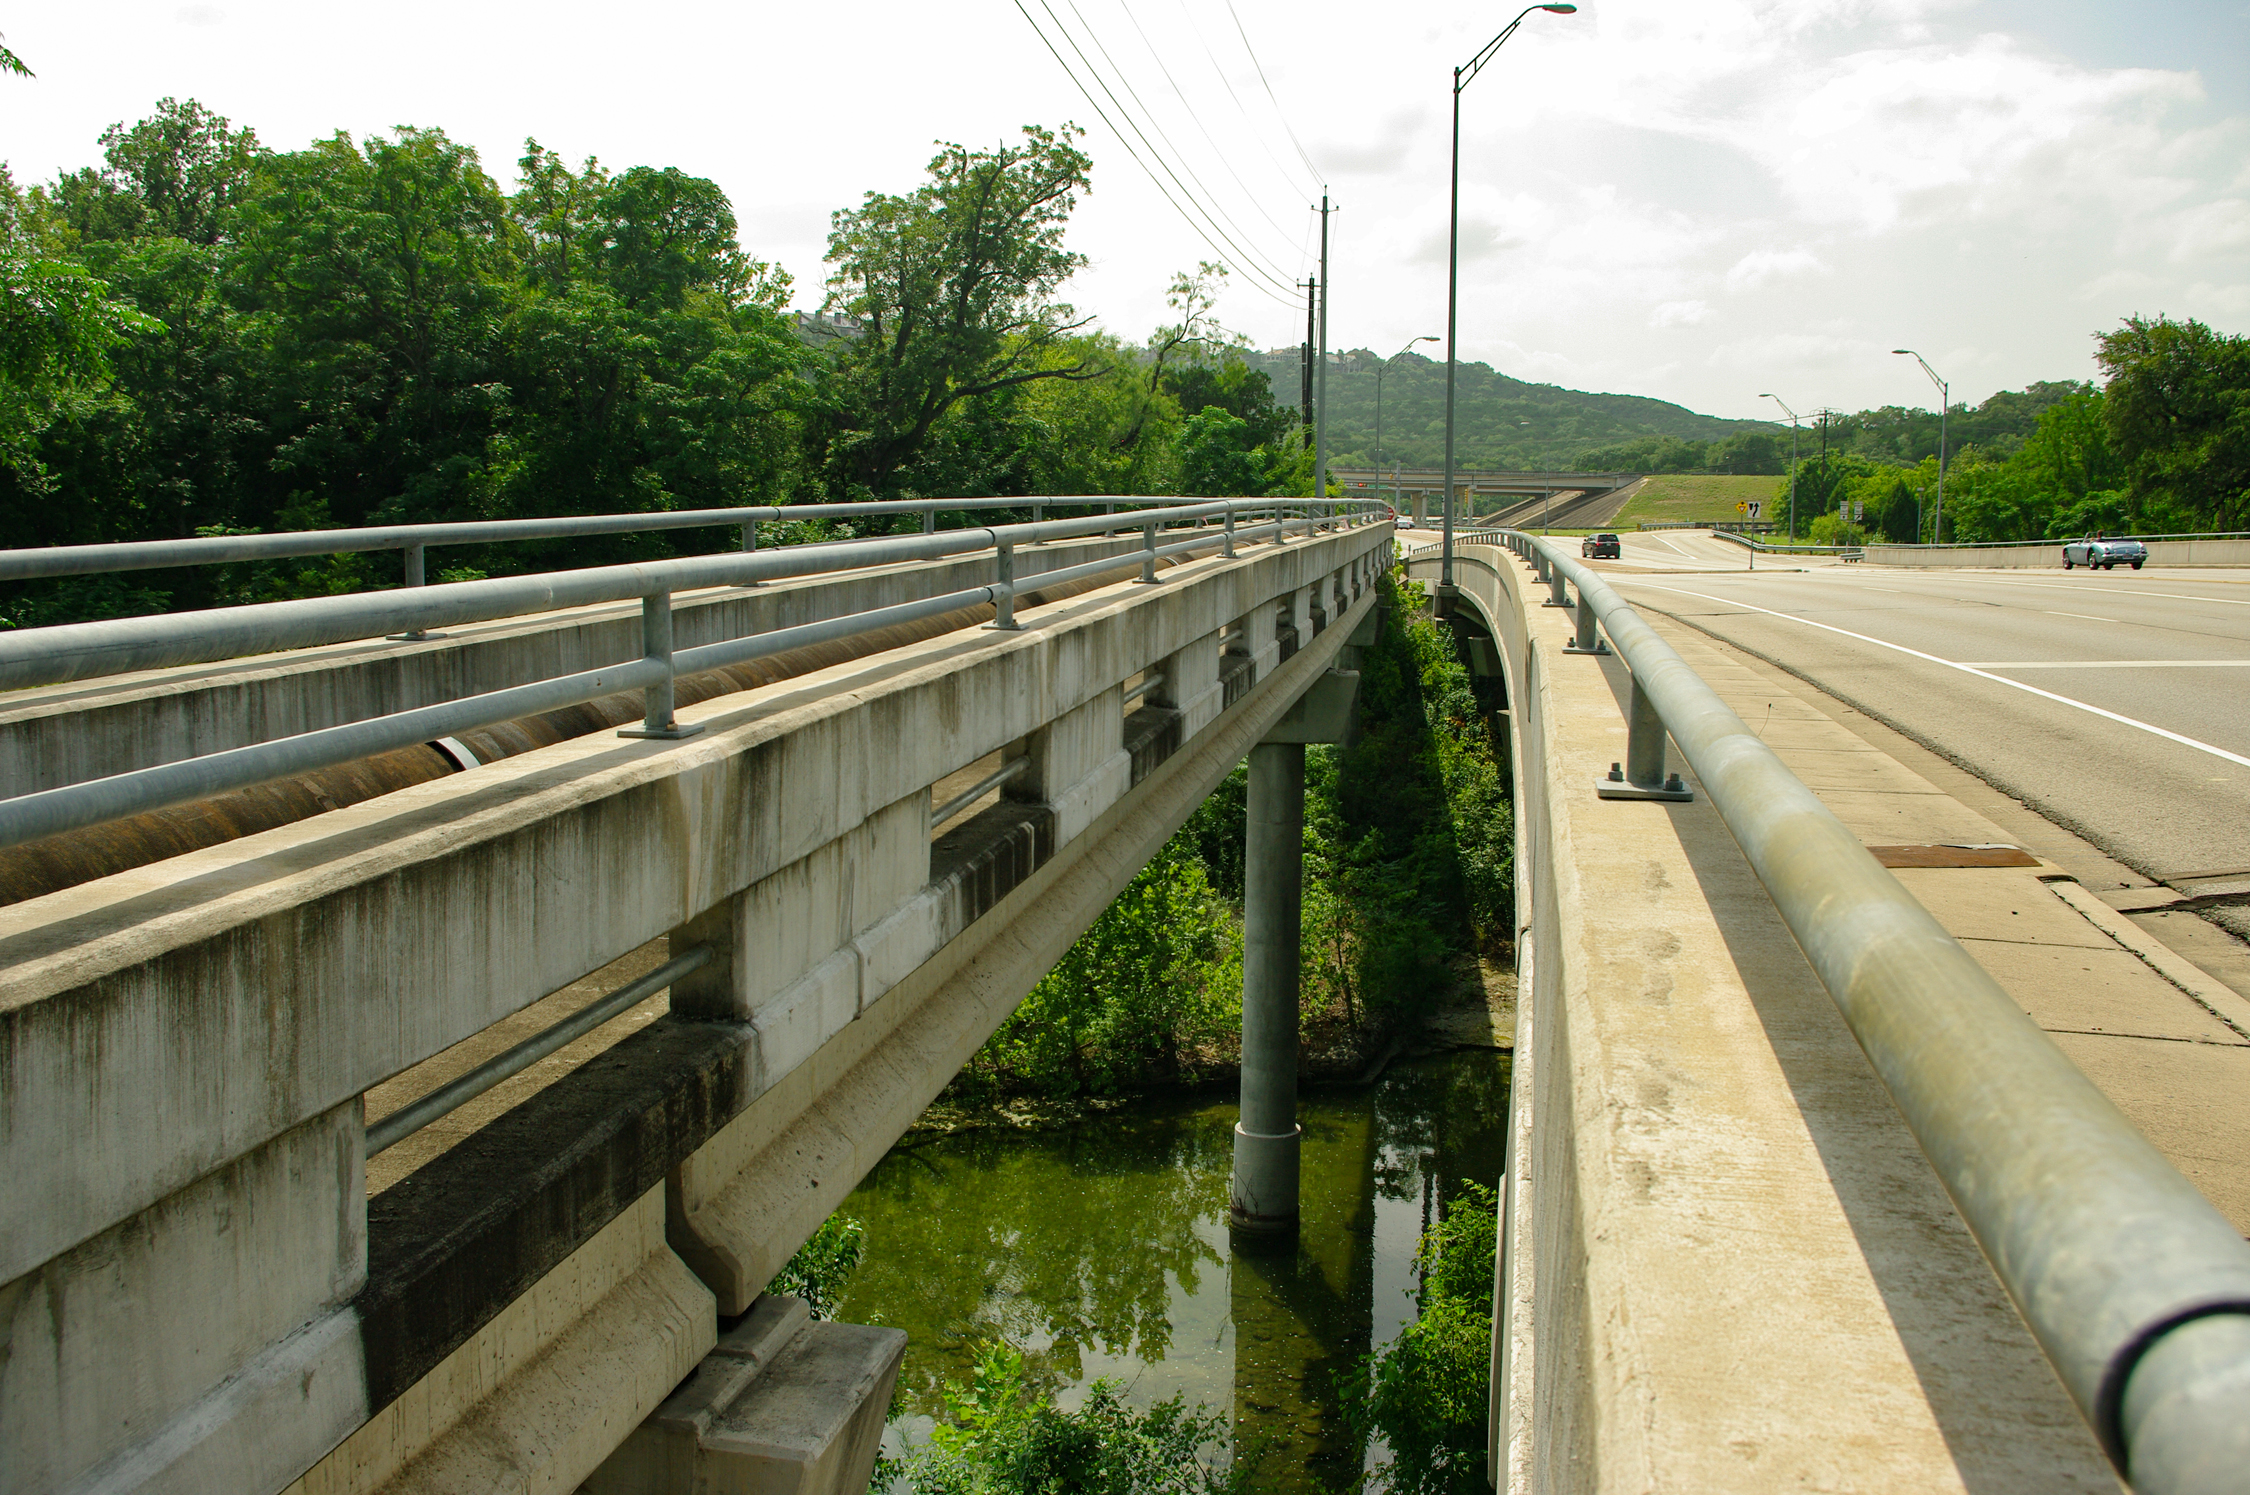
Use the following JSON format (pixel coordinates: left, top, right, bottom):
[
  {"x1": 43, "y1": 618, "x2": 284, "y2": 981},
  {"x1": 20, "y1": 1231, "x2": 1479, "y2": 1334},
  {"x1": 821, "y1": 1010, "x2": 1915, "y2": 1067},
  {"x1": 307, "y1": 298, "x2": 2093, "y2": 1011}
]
[
  {"x1": 1167, "y1": 0, "x2": 1325, "y2": 244},
  {"x1": 1079, "y1": 0, "x2": 1305, "y2": 280},
  {"x1": 1007, "y1": 0, "x2": 1299, "y2": 311},
  {"x1": 1031, "y1": 0, "x2": 1302, "y2": 299},
  {"x1": 1223, "y1": 0, "x2": 1327, "y2": 194}
]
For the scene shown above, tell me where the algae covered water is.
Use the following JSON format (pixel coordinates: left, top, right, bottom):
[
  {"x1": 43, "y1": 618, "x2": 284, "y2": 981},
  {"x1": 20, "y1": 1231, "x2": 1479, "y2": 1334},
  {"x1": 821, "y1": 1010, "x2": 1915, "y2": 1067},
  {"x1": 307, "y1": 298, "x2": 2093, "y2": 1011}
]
[{"x1": 832, "y1": 1048, "x2": 1511, "y2": 1491}]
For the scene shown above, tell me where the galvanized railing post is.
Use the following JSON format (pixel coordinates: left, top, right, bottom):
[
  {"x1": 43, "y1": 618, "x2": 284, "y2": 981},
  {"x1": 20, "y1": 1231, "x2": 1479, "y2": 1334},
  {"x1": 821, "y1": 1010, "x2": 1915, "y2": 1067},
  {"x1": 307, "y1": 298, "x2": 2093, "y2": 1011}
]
[
  {"x1": 618, "y1": 591, "x2": 704, "y2": 740},
  {"x1": 1138, "y1": 520, "x2": 1160, "y2": 583},
  {"x1": 986, "y1": 537, "x2": 1023, "y2": 631},
  {"x1": 1545, "y1": 562, "x2": 1571, "y2": 608},
  {"x1": 1223, "y1": 503, "x2": 1237, "y2": 559},
  {"x1": 388, "y1": 544, "x2": 431, "y2": 641},
  {"x1": 922, "y1": 506, "x2": 936, "y2": 535},
  {"x1": 1565, "y1": 591, "x2": 1608, "y2": 655}
]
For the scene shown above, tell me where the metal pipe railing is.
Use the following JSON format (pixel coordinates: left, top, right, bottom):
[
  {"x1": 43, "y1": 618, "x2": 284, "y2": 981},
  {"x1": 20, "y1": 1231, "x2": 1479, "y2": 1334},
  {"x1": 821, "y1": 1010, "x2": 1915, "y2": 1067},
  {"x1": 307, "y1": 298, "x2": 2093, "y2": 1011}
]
[
  {"x1": 1501, "y1": 529, "x2": 2250, "y2": 1493},
  {"x1": 0, "y1": 493, "x2": 1237, "y2": 583},
  {"x1": 930, "y1": 756, "x2": 1031, "y2": 832},
  {"x1": 365, "y1": 944, "x2": 714, "y2": 1156},
  {"x1": 0, "y1": 498, "x2": 1384, "y2": 851}
]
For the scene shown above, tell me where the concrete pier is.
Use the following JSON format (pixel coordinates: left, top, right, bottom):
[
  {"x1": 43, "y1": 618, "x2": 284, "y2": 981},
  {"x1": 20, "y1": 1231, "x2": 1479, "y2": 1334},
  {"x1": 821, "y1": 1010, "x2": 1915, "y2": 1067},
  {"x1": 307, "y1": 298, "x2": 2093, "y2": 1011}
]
[{"x1": 1232, "y1": 740, "x2": 1305, "y2": 1232}]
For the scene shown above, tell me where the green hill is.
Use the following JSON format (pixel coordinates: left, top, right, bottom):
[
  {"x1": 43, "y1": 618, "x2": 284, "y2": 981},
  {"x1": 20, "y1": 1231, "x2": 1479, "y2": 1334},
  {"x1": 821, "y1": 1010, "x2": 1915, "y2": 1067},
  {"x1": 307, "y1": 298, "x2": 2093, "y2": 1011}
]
[{"x1": 1245, "y1": 349, "x2": 1781, "y2": 471}]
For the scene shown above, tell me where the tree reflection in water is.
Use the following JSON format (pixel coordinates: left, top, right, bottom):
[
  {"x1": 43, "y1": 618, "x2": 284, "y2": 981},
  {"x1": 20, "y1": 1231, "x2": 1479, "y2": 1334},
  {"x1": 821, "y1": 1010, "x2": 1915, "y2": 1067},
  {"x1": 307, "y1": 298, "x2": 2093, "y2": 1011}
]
[{"x1": 831, "y1": 1049, "x2": 1511, "y2": 1492}]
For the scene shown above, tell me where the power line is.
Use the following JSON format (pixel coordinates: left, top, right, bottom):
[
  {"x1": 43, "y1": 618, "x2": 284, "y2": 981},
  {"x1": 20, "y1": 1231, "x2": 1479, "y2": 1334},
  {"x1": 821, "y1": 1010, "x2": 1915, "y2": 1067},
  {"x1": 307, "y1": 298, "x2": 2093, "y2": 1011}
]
[
  {"x1": 1223, "y1": 0, "x2": 1326, "y2": 193},
  {"x1": 1116, "y1": 0, "x2": 1314, "y2": 262},
  {"x1": 1168, "y1": 0, "x2": 1324, "y2": 223},
  {"x1": 1008, "y1": 0, "x2": 1299, "y2": 311},
  {"x1": 1033, "y1": 0, "x2": 1303, "y2": 299},
  {"x1": 1071, "y1": 0, "x2": 1305, "y2": 276}
]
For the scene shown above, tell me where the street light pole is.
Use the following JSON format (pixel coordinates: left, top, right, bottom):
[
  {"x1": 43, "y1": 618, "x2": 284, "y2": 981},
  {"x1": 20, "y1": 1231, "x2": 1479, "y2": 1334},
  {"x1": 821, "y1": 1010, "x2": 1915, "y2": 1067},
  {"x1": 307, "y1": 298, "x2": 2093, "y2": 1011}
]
[
  {"x1": 1443, "y1": 2, "x2": 1576, "y2": 591},
  {"x1": 1376, "y1": 335, "x2": 1438, "y2": 517},
  {"x1": 1894, "y1": 349, "x2": 1949, "y2": 543},
  {"x1": 1761, "y1": 393, "x2": 1801, "y2": 543}
]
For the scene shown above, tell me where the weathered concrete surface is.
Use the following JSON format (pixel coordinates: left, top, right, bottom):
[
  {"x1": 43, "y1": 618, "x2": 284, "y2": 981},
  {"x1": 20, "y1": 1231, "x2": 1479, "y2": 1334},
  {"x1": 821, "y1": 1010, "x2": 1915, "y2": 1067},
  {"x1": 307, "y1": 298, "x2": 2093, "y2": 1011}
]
[
  {"x1": 587, "y1": 1296, "x2": 905, "y2": 1495},
  {"x1": 279, "y1": 1184, "x2": 712, "y2": 1495},
  {"x1": 1420, "y1": 546, "x2": 2121, "y2": 1492},
  {"x1": 0, "y1": 527, "x2": 1387, "y2": 1494}
]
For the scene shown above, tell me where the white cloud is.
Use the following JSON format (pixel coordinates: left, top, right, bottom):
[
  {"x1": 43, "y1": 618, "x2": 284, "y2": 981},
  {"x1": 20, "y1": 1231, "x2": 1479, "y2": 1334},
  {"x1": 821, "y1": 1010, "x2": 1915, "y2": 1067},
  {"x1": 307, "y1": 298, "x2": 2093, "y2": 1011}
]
[
  {"x1": 1726, "y1": 248, "x2": 1825, "y2": 291},
  {"x1": 1651, "y1": 300, "x2": 1713, "y2": 328}
]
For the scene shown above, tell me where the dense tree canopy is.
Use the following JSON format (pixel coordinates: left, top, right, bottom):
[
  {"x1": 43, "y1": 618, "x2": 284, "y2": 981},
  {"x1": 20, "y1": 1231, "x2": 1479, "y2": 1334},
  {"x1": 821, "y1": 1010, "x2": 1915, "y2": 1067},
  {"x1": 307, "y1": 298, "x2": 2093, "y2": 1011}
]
[{"x1": 4, "y1": 99, "x2": 2243, "y2": 622}]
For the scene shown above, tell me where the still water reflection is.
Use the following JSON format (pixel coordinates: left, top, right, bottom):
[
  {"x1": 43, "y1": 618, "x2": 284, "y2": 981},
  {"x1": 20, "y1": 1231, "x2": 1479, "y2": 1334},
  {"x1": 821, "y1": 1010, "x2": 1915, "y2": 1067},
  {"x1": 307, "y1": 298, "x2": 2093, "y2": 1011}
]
[{"x1": 833, "y1": 1049, "x2": 1510, "y2": 1491}]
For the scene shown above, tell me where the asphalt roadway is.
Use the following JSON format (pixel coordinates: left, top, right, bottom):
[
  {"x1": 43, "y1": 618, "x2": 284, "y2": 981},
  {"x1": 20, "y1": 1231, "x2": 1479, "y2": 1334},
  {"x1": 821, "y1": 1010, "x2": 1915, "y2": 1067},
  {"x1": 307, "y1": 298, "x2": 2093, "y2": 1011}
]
[{"x1": 1585, "y1": 534, "x2": 2250, "y2": 951}]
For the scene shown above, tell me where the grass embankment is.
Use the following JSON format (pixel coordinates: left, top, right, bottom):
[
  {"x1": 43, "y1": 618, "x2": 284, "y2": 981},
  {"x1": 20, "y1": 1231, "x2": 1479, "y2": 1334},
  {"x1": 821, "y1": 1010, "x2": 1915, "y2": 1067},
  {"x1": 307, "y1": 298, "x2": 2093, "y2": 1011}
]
[{"x1": 1610, "y1": 473, "x2": 1783, "y2": 528}]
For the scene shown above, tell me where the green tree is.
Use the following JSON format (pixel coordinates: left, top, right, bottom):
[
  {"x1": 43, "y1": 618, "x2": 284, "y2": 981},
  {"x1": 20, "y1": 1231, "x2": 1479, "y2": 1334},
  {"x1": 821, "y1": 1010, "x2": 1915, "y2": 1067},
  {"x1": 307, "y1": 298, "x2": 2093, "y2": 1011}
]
[
  {"x1": 815, "y1": 125, "x2": 1102, "y2": 498},
  {"x1": 1175, "y1": 406, "x2": 1263, "y2": 496},
  {"x1": 51, "y1": 97, "x2": 262, "y2": 246},
  {"x1": 882, "y1": 1343, "x2": 1247, "y2": 1495},
  {"x1": 971, "y1": 832, "x2": 1241, "y2": 1097},
  {"x1": 0, "y1": 246, "x2": 158, "y2": 491},
  {"x1": 2095, "y1": 315, "x2": 2250, "y2": 532}
]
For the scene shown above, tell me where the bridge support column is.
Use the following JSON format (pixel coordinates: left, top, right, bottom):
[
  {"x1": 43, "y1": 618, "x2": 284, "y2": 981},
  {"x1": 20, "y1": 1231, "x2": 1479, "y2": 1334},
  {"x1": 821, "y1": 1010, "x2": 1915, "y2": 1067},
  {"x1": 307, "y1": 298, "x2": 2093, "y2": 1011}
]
[{"x1": 1233, "y1": 740, "x2": 1305, "y2": 1233}]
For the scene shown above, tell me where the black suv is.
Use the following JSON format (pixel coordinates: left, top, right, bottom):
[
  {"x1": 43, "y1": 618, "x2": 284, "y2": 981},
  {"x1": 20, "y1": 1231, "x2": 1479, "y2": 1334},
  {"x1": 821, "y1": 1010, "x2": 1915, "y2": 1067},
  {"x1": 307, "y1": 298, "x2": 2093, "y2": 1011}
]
[{"x1": 1582, "y1": 533, "x2": 1621, "y2": 559}]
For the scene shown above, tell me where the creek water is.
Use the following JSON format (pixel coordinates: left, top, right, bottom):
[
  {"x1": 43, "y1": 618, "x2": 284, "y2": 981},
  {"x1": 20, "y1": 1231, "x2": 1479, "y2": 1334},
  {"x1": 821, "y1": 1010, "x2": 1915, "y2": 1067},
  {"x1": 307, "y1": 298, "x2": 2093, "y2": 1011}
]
[{"x1": 833, "y1": 1047, "x2": 1511, "y2": 1491}]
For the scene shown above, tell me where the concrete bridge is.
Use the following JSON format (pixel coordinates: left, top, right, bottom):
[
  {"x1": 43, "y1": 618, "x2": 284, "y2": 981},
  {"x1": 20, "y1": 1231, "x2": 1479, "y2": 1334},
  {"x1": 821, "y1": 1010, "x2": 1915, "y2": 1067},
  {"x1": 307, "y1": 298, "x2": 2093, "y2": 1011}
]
[
  {"x1": 11, "y1": 496, "x2": 2250, "y2": 1495},
  {"x1": 0, "y1": 503, "x2": 1388, "y2": 1495}
]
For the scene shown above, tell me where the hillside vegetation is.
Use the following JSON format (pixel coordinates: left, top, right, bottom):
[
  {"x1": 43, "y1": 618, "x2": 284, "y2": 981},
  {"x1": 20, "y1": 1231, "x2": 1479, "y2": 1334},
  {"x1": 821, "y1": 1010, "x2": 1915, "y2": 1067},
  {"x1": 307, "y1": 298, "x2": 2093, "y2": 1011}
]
[{"x1": 1281, "y1": 349, "x2": 1777, "y2": 472}]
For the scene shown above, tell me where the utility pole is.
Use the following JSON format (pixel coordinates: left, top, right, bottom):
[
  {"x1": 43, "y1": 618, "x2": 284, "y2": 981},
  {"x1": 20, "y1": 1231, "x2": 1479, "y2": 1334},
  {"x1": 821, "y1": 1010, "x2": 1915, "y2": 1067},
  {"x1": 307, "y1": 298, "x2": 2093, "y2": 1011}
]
[
  {"x1": 1315, "y1": 194, "x2": 1331, "y2": 503},
  {"x1": 1300, "y1": 281, "x2": 1315, "y2": 452}
]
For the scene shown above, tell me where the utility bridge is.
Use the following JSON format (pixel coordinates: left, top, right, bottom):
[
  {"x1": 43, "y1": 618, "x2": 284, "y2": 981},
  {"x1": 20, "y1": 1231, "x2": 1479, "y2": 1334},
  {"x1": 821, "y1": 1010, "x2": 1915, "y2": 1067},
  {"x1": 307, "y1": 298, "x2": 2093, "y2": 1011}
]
[{"x1": 4, "y1": 503, "x2": 2248, "y2": 1495}]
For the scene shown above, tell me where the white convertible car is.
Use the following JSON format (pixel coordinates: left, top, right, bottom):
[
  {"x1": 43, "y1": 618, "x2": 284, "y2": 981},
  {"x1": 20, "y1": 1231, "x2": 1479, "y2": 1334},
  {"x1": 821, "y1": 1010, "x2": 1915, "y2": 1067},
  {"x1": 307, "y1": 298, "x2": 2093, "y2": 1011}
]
[{"x1": 2062, "y1": 535, "x2": 2146, "y2": 570}]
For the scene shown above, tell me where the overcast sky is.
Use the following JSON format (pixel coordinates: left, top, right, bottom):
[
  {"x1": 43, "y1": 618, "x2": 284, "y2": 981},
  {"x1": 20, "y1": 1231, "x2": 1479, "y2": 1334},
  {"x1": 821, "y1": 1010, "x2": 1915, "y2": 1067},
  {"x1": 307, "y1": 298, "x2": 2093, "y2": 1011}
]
[{"x1": 4, "y1": 1, "x2": 2246, "y2": 421}]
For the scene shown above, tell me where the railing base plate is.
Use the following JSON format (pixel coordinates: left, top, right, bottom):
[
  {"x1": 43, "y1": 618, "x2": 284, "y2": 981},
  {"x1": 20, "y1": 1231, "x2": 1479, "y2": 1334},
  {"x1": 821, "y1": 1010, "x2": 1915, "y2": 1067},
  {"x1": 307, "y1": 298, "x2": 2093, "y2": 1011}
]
[
  {"x1": 1563, "y1": 641, "x2": 1610, "y2": 655},
  {"x1": 618, "y1": 724, "x2": 708, "y2": 741},
  {"x1": 1596, "y1": 778, "x2": 1693, "y2": 802}
]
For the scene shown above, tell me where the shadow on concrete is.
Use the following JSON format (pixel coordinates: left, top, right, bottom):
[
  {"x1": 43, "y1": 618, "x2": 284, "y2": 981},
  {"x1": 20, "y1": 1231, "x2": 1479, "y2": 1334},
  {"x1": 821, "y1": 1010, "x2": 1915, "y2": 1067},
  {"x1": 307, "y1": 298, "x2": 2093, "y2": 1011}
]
[{"x1": 1592, "y1": 651, "x2": 2116, "y2": 1490}]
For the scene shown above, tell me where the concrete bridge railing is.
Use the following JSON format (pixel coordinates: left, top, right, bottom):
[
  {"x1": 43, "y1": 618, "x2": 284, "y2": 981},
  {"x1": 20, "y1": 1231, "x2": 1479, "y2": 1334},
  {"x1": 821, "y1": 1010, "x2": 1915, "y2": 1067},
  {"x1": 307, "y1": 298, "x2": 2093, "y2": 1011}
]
[
  {"x1": 1, "y1": 517, "x2": 1389, "y2": 1495},
  {"x1": 1864, "y1": 533, "x2": 2250, "y2": 568},
  {"x1": 1412, "y1": 535, "x2": 2250, "y2": 1494}
]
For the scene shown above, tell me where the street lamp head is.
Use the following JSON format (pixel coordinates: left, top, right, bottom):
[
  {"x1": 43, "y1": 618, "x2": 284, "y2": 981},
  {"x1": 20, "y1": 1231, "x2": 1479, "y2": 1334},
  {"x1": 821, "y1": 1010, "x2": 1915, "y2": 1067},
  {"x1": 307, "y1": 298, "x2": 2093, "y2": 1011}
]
[
  {"x1": 1891, "y1": 348, "x2": 1913, "y2": 356},
  {"x1": 1539, "y1": 4, "x2": 1577, "y2": 11},
  {"x1": 1416, "y1": 335, "x2": 1439, "y2": 343},
  {"x1": 1759, "y1": 391, "x2": 1774, "y2": 398}
]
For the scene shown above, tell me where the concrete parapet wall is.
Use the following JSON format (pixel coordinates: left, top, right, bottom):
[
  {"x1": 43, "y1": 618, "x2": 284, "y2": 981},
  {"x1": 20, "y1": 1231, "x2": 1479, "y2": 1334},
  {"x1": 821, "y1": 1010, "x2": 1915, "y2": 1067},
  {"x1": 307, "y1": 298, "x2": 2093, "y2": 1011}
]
[
  {"x1": 1412, "y1": 546, "x2": 2116, "y2": 1491},
  {"x1": 1, "y1": 526, "x2": 1387, "y2": 1494},
  {"x1": 1865, "y1": 536, "x2": 2250, "y2": 568}
]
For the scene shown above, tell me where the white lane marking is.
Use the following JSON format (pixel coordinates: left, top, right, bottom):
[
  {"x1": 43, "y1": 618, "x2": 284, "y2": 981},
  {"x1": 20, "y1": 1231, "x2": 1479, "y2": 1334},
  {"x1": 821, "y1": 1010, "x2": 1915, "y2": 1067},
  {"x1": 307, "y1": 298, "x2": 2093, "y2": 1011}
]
[
  {"x1": 2043, "y1": 610, "x2": 2119, "y2": 623},
  {"x1": 1961, "y1": 660, "x2": 2250, "y2": 669},
  {"x1": 1869, "y1": 575, "x2": 2250, "y2": 608},
  {"x1": 1625, "y1": 583, "x2": 2250, "y2": 771},
  {"x1": 1864, "y1": 587, "x2": 1904, "y2": 593}
]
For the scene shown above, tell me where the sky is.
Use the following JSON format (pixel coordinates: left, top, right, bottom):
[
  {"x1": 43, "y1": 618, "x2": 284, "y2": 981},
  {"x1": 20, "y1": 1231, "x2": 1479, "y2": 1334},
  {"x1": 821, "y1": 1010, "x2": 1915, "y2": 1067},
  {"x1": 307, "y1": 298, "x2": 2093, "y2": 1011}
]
[{"x1": 3, "y1": 1, "x2": 2246, "y2": 423}]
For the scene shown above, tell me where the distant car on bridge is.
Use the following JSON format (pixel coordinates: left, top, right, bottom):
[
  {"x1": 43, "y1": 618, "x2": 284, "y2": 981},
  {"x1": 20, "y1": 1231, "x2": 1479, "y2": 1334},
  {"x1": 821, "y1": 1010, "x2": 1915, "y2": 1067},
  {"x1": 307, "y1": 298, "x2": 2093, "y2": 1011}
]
[
  {"x1": 1582, "y1": 533, "x2": 1621, "y2": 559},
  {"x1": 1395, "y1": 512, "x2": 1414, "y2": 531},
  {"x1": 2063, "y1": 535, "x2": 2145, "y2": 570}
]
